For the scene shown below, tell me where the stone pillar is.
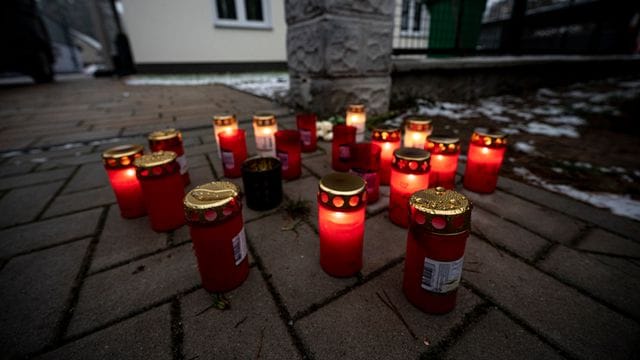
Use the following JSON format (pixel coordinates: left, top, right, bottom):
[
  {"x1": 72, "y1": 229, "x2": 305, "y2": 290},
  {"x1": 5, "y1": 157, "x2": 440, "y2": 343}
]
[{"x1": 285, "y1": 0, "x2": 395, "y2": 116}]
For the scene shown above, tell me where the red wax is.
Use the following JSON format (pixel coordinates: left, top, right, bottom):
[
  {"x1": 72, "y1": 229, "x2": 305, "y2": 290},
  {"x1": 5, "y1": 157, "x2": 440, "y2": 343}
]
[
  {"x1": 389, "y1": 171, "x2": 429, "y2": 227},
  {"x1": 296, "y1": 113, "x2": 317, "y2": 152},
  {"x1": 372, "y1": 140, "x2": 400, "y2": 185},
  {"x1": 463, "y1": 144, "x2": 506, "y2": 193},
  {"x1": 218, "y1": 129, "x2": 248, "y2": 178},
  {"x1": 106, "y1": 167, "x2": 146, "y2": 218},
  {"x1": 332, "y1": 124, "x2": 357, "y2": 172},
  {"x1": 350, "y1": 143, "x2": 381, "y2": 203},
  {"x1": 318, "y1": 205, "x2": 365, "y2": 277},
  {"x1": 275, "y1": 130, "x2": 302, "y2": 180},
  {"x1": 403, "y1": 228, "x2": 468, "y2": 314},
  {"x1": 138, "y1": 169, "x2": 185, "y2": 232},
  {"x1": 190, "y1": 212, "x2": 249, "y2": 292},
  {"x1": 429, "y1": 153, "x2": 459, "y2": 190},
  {"x1": 149, "y1": 135, "x2": 190, "y2": 186}
]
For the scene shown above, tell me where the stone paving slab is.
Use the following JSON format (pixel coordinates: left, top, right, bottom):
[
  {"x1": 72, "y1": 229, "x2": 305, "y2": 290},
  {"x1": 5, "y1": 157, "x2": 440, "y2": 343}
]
[
  {"x1": 0, "y1": 180, "x2": 64, "y2": 228},
  {"x1": 575, "y1": 227, "x2": 640, "y2": 258},
  {"x1": 63, "y1": 163, "x2": 109, "y2": 194},
  {"x1": 43, "y1": 186, "x2": 114, "y2": 219},
  {"x1": 361, "y1": 212, "x2": 406, "y2": 276},
  {"x1": 0, "y1": 167, "x2": 73, "y2": 191}
]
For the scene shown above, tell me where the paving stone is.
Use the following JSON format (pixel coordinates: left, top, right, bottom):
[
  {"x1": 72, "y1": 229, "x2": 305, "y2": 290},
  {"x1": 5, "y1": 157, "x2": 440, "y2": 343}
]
[
  {"x1": 0, "y1": 180, "x2": 63, "y2": 227},
  {"x1": 295, "y1": 264, "x2": 482, "y2": 360},
  {"x1": 462, "y1": 189, "x2": 586, "y2": 244},
  {"x1": 0, "y1": 239, "x2": 89, "y2": 358},
  {"x1": 0, "y1": 159, "x2": 36, "y2": 177},
  {"x1": 362, "y1": 212, "x2": 406, "y2": 276},
  {"x1": 43, "y1": 186, "x2": 114, "y2": 218},
  {"x1": 301, "y1": 147, "x2": 327, "y2": 159},
  {"x1": 68, "y1": 243, "x2": 200, "y2": 336},
  {"x1": 182, "y1": 272, "x2": 300, "y2": 360},
  {"x1": 90, "y1": 206, "x2": 168, "y2": 273},
  {"x1": 283, "y1": 176, "x2": 320, "y2": 230},
  {"x1": 539, "y1": 245, "x2": 640, "y2": 320},
  {"x1": 186, "y1": 164, "x2": 216, "y2": 191},
  {"x1": 34, "y1": 129, "x2": 121, "y2": 147},
  {"x1": 183, "y1": 143, "x2": 217, "y2": 157},
  {"x1": 301, "y1": 154, "x2": 333, "y2": 179},
  {"x1": 38, "y1": 305, "x2": 172, "y2": 360},
  {"x1": 187, "y1": 154, "x2": 209, "y2": 169},
  {"x1": 246, "y1": 214, "x2": 356, "y2": 317},
  {"x1": 36, "y1": 153, "x2": 102, "y2": 171},
  {"x1": 464, "y1": 236, "x2": 640, "y2": 360},
  {"x1": 0, "y1": 167, "x2": 72, "y2": 191},
  {"x1": 576, "y1": 227, "x2": 640, "y2": 258},
  {"x1": 366, "y1": 186, "x2": 390, "y2": 215},
  {"x1": 63, "y1": 163, "x2": 109, "y2": 194},
  {"x1": 0, "y1": 208, "x2": 101, "y2": 259},
  {"x1": 471, "y1": 206, "x2": 550, "y2": 261},
  {"x1": 444, "y1": 309, "x2": 563, "y2": 360}
]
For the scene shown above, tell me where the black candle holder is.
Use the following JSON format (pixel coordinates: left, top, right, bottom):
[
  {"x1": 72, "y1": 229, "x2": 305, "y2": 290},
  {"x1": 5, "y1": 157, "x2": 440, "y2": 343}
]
[{"x1": 241, "y1": 157, "x2": 283, "y2": 211}]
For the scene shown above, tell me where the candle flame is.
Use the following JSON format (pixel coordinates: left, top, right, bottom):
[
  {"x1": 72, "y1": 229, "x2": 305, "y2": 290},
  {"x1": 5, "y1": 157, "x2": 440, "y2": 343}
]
[
  {"x1": 481, "y1": 147, "x2": 489, "y2": 155},
  {"x1": 412, "y1": 133, "x2": 421, "y2": 141},
  {"x1": 384, "y1": 143, "x2": 391, "y2": 150},
  {"x1": 126, "y1": 168, "x2": 136, "y2": 177}
]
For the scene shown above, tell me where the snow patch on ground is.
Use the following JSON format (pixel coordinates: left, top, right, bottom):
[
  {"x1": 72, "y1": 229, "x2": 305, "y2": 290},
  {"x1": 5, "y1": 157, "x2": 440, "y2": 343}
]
[
  {"x1": 519, "y1": 122, "x2": 579, "y2": 138},
  {"x1": 543, "y1": 115, "x2": 586, "y2": 126},
  {"x1": 513, "y1": 167, "x2": 640, "y2": 221},
  {"x1": 514, "y1": 142, "x2": 536, "y2": 154}
]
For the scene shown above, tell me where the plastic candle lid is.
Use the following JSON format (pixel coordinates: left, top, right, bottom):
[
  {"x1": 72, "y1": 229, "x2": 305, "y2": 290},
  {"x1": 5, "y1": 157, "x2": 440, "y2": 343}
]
[
  {"x1": 425, "y1": 135, "x2": 461, "y2": 154},
  {"x1": 134, "y1": 151, "x2": 177, "y2": 169},
  {"x1": 213, "y1": 114, "x2": 237, "y2": 126},
  {"x1": 392, "y1": 148, "x2": 430, "y2": 173},
  {"x1": 372, "y1": 125, "x2": 401, "y2": 142},
  {"x1": 318, "y1": 173, "x2": 367, "y2": 210},
  {"x1": 347, "y1": 104, "x2": 365, "y2": 113},
  {"x1": 253, "y1": 113, "x2": 276, "y2": 126},
  {"x1": 404, "y1": 116, "x2": 432, "y2": 131},
  {"x1": 471, "y1": 129, "x2": 508, "y2": 148},
  {"x1": 184, "y1": 181, "x2": 241, "y2": 224},
  {"x1": 102, "y1": 144, "x2": 144, "y2": 168},
  {"x1": 148, "y1": 128, "x2": 181, "y2": 141},
  {"x1": 409, "y1": 187, "x2": 472, "y2": 234}
]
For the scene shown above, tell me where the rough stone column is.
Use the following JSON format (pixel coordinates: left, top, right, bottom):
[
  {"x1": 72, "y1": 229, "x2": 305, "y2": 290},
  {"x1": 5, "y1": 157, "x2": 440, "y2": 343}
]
[{"x1": 285, "y1": 0, "x2": 395, "y2": 116}]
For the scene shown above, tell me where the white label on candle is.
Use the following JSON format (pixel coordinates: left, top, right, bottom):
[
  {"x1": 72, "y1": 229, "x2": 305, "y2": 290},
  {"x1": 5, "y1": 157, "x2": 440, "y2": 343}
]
[
  {"x1": 339, "y1": 145, "x2": 350, "y2": 162},
  {"x1": 421, "y1": 256, "x2": 463, "y2": 293},
  {"x1": 176, "y1": 155, "x2": 189, "y2": 174},
  {"x1": 300, "y1": 129, "x2": 312, "y2": 146},
  {"x1": 222, "y1": 151, "x2": 234, "y2": 169},
  {"x1": 277, "y1": 151, "x2": 289, "y2": 171},
  {"x1": 232, "y1": 227, "x2": 248, "y2": 266},
  {"x1": 255, "y1": 135, "x2": 274, "y2": 151}
]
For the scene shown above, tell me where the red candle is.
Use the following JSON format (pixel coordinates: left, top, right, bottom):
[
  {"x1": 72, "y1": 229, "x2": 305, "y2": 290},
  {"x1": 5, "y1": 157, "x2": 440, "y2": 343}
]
[
  {"x1": 296, "y1": 113, "x2": 317, "y2": 152},
  {"x1": 403, "y1": 187, "x2": 471, "y2": 314},
  {"x1": 331, "y1": 124, "x2": 357, "y2": 172},
  {"x1": 275, "y1": 130, "x2": 302, "y2": 180},
  {"x1": 389, "y1": 148, "x2": 431, "y2": 228},
  {"x1": 425, "y1": 135, "x2": 461, "y2": 190},
  {"x1": 371, "y1": 126, "x2": 401, "y2": 185},
  {"x1": 212, "y1": 114, "x2": 239, "y2": 159},
  {"x1": 345, "y1": 104, "x2": 366, "y2": 143},
  {"x1": 102, "y1": 144, "x2": 146, "y2": 218},
  {"x1": 317, "y1": 173, "x2": 367, "y2": 277},
  {"x1": 185, "y1": 181, "x2": 249, "y2": 292},
  {"x1": 148, "y1": 128, "x2": 190, "y2": 186},
  {"x1": 218, "y1": 129, "x2": 248, "y2": 178},
  {"x1": 253, "y1": 113, "x2": 278, "y2": 158},
  {"x1": 463, "y1": 130, "x2": 508, "y2": 193},
  {"x1": 135, "y1": 151, "x2": 186, "y2": 232},
  {"x1": 403, "y1": 116, "x2": 433, "y2": 149},
  {"x1": 350, "y1": 143, "x2": 381, "y2": 204}
]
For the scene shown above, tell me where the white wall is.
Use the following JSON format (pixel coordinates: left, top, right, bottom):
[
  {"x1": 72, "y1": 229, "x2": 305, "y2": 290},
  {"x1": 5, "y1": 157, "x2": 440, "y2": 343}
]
[{"x1": 121, "y1": 0, "x2": 287, "y2": 63}]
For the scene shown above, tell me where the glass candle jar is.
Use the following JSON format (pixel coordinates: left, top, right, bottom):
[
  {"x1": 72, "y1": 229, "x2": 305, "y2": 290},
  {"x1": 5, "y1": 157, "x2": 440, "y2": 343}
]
[
  {"x1": 184, "y1": 181, "x2": 249, "y2": 292},
  {"x1": 331, "y1": 124, "x2": 357, "y2": 172},
  {"x1": 350, "y1": 143, "x2": 381, "y2": 204},
  {"x1": 218, "y1": 129, "x2": 248, "y2": 178},
  {"x1": 134, "y1": 151, "x2": 186, "y2": 232},
  {"x1": 371, "y1": 125, "x2": 401, "y2": 185},
  {"x1": 253, "y1": 113, "x2": 278, "y2": 158},
  {"x1": 389, "y1": 148, "x2": 431, "y2": 228},
  {"x1": 148, "y1": 128, "x2": 190, "y2": 186},
  {"x1": 403, "y1": 187, "x2": 471, "y2": 314},
  {"x1": 212, "y1": 114, "x2": 238, "y2": 159},
  {"x1": 275, "y1": 130, "x2": 302, "y2": 180},
  {"x1": 317, "y1": 173, "x2": 367, "y2": 277},
  {"x1": 403, "y1": 116, "x2": 433, "y2": 149},
  {"x1": 241, "y1": 157, "x2": 283, "y2": 211},
  {"x1": 102, "y1": 144, "x2": 146, "y2": 218},
  {"x1": 346, "y1": 104, "x2": 367, "y2": 142},
  {"x1": 425, "y1": 135, "x2": 461, "y2": 190},
  {"x1": 296, "y1": 113, "x2": 317, "y2": 152},
  {"x1": 463, "y1": 129, "x2": 508, "y2": 193}
]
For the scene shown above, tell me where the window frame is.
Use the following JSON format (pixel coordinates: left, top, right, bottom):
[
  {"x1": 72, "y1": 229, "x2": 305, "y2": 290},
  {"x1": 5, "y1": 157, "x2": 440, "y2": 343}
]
[
  {"x1": 399, "y1": 0, "x2": 429, "y2": 38},
  {"x1": 212, "y1": 0, "x2": 272, "y2": 30}
]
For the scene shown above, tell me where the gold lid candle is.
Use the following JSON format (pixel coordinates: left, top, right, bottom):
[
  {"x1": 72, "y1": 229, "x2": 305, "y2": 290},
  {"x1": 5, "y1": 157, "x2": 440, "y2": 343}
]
[
  {"x1": 346, "y1": 104, "x2": 366, "y2": 142},
  {"x1": 425, "y1": 135, "x2": 461, "y2": 190},
  {"x1": 403, "y1": 116, "x2": 433, "y2": 149},
  {"x1": 463, "y1": 129, "x2": 508, "y2": 193},
  {"x1": 148, "y1": 128, "x2": 190, "y2": 186},
  {"x1": 212, "y1": 114, "x2": 239, "y2": 159},
  {"x1": 253, "y1": 113, "x2": 278, "y2": 158},
  {"x1": 389, "y1": 148, "x2": 431, "y2": 228},
  {"x1": 102, "y1": 144, "x2": 146, "y2": 218}
]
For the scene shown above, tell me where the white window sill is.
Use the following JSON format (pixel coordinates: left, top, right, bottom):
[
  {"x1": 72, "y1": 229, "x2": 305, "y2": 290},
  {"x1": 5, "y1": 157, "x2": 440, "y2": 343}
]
[{"x1": 213, "y1": 20, "x2": 272, "y2": 30}]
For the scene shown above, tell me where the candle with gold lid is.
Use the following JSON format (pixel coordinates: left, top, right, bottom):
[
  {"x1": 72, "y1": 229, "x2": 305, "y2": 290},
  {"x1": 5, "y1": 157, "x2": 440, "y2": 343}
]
[
  {"x1": 403, "y1": 116, "x2": 433, "y2": 149},
  {"x1": 371, "y1": 125, "x2": 401, "y2": 185},
  {"x1": 389, "y1": 148, "x2": 430, "y2": 228},
  {"x1": 148, "y1": 128, "x2": 190, "y2": 186},
  {"x1": 463, "y1": 129, "x2": 507, "y2": 193},
  {"x1": 425, "y1": 135, "x2": 461, "y2": 190},
  {"x1": 212, "y1": 114, "x2": 239, "y2": 159},
  {"x1": 346, "y1": 104, "x2": 366, "y2": 143},
  {"x1": 185, "y1": 181, "x2": 249, "y2": 292},
  {"x1": 403, "y1": 187, "x2": 472, "y2": 314},
  {"x1": 102, "y1": 144, "x2": 146, "y2": 218},
  {"x1": 135, "y1": 151, "x2": 185, "y2": 232},
  {"x1": 253, "y1": 113, "x2": 278, "y2": 157}
]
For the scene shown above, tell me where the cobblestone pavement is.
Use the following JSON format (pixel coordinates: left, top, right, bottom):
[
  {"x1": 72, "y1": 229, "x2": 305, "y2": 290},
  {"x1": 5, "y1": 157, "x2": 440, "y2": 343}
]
[{"x1": 0, "y1": 77, "x2": 639, "y2": 359}]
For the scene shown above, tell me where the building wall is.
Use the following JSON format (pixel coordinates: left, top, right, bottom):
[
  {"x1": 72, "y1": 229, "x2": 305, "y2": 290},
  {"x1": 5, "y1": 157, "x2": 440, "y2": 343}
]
[{"x1": 121, "y1": 0, "x2": 287, "y2": 64}]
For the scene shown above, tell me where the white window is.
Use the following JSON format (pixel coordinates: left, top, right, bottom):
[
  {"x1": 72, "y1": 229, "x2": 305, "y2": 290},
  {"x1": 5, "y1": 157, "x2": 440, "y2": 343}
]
[
  {"x1": 212, "y1": 0, "x2": 272, "y2": 29},
  {"x1": 400, "y1": 0, "x2": 429, "y2": 37}
]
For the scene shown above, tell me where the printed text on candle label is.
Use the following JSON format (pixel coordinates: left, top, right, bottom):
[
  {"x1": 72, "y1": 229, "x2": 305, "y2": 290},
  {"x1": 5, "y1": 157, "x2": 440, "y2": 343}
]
[
  {"x1": 232, "y1": 228, "x2": 248, "y2": 266},
  {"x1": 421, "y1": 256, "x2": 463, "y2": 293},
  {"x1": 339, "y1": 145, "x2": 350, "y2": 161},
  {"x1": 176, "y1": 155, "x2": 189, "y2": 174},
  {"x1": 256, "y1": 135, "x2": 274, "y2": 151},
  {"x1": 277, "y1": 151, "x2": 289, "y2": 171},
  {"x1": 300, "y1": 129, "x2": 312, "y2": 146},
  {"x1": 222, "y1": 151, "x2": 234, "y2": 169}
]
